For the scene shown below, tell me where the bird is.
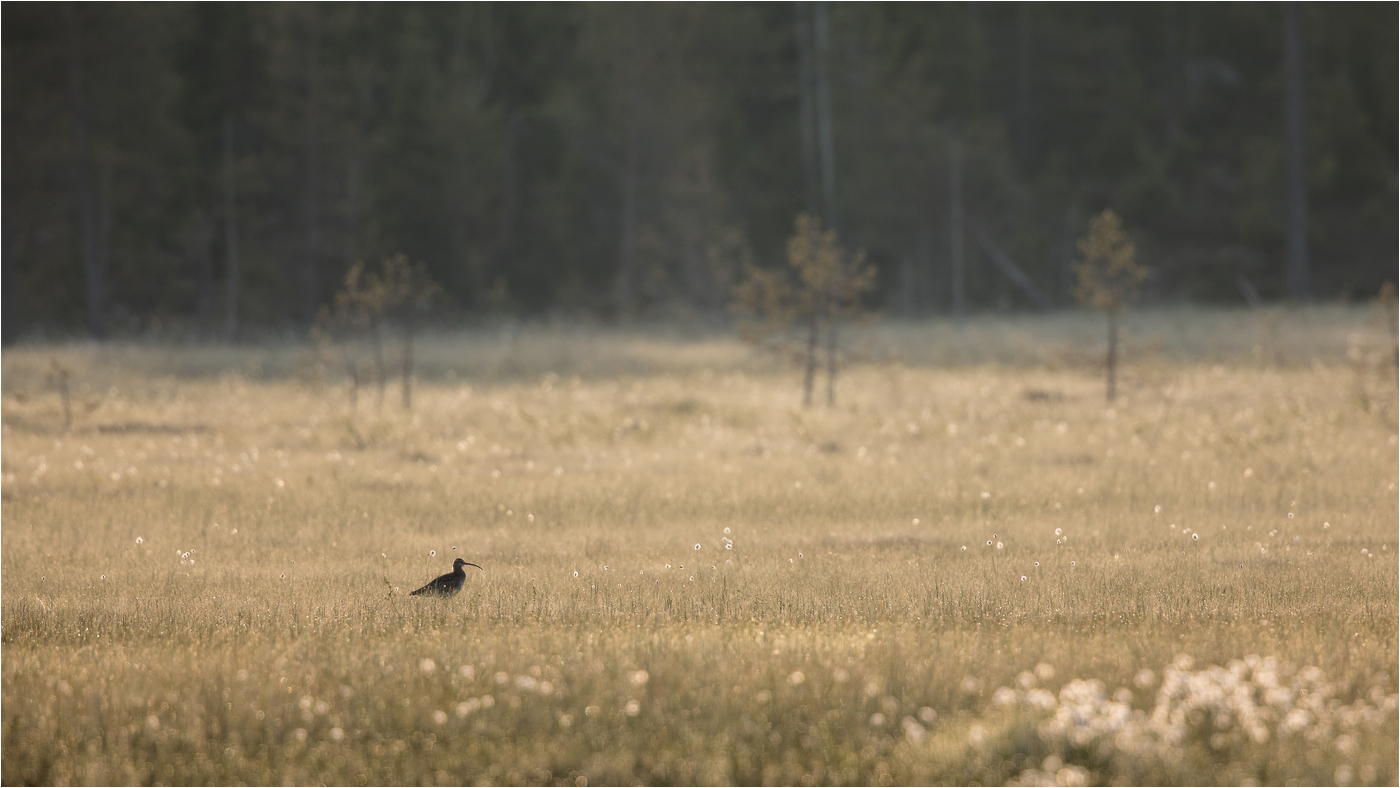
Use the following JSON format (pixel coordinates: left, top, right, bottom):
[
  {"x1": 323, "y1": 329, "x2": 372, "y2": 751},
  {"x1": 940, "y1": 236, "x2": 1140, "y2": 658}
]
[{"x1": 409, "y1": 557, "x2": 482, "y2": 598}]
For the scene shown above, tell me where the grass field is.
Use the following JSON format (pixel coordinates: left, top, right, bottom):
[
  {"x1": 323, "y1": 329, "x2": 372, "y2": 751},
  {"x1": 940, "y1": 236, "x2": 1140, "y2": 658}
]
[{"x1": 2, "y1": 306, "x2": 1396, "y2": 786}]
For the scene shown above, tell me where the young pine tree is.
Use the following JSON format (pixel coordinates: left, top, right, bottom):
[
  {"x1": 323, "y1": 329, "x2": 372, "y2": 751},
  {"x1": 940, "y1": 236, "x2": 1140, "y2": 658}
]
[
  {"x1": 315, "y1": 254, "x2": 441, "y2": 412},
  {"x1": 377, "y1": 254, "x2": 441, "y2": 411},
  {"x1": 732, "y1": 214, "x2": 874, "y2": 407},
  {"x1": 1074, "y1": 210, "x2": 1145, "y2": 403},
  {"x1": 1376, "y1": 281, "x2": 1397, "y2": 376}
]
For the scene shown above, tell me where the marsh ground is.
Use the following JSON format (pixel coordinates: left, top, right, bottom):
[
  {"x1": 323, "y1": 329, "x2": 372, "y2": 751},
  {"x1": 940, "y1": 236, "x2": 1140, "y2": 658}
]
[{"x1": 2, "y1": 307, "x2": 1396, "y2": 786}]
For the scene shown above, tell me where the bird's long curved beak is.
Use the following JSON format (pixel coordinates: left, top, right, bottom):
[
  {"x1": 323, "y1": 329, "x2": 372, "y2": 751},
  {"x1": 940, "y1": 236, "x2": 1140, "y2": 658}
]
[{"x1": 464, "y1": 562, "x2": 483, "y2": 570}]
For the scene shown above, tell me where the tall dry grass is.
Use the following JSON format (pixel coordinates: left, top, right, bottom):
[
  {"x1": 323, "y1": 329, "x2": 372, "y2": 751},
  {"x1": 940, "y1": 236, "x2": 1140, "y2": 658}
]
[{"x1": 2, "y1": 307, "x2": 1395, "y2": 786}]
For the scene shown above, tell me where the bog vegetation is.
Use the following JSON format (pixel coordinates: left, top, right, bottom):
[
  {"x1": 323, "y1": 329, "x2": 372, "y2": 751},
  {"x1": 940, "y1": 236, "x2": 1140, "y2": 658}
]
[{"x1": 2, "y1": 307, "x2": 1396, "y2": 786}]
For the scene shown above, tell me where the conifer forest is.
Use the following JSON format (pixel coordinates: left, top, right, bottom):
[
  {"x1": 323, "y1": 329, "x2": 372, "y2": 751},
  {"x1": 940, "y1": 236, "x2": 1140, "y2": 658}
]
[{"x1": 3, "y1": 3, "x2": 1396, "y2": 338}]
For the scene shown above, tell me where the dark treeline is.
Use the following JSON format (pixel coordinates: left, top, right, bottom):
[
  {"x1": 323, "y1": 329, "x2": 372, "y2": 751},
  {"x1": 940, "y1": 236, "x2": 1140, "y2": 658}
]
[{"x1": 3, "y1": 3, "x2": 1395, "y2": 339}]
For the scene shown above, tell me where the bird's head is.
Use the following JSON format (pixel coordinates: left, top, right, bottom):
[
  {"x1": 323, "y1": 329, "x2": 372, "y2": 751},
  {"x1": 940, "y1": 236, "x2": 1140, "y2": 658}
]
[{"x1": 454, "y1": 557, "x2": 482, "y2": 571}]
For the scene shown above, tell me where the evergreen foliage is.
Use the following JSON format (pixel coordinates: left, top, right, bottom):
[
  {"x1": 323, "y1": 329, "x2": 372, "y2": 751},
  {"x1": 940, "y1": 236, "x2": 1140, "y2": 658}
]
[
  {"x1": 2, "y1": 3, "x2": 1395, "y2": 337},
  {"x1": 314, "y1": 253, "x2": 441, "y2": 411},
  {"x1": 1074, "y1": 209, "x2": 1146, "y2": 402},
  {"x1": 732, "y1": 213, "x2": 874, "y2": 406}
]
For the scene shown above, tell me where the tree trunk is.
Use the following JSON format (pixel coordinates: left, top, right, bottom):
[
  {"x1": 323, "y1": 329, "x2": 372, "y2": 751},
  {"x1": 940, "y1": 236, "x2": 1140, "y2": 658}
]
[
  {"x1": 346, "y1": 154, "x2": 363, "y2": 264},
  {"x1": 346, "y1": 67, "x2": 373, "y2": 272},
  {"x1": 371, "y1": 313, "x2": 386, "y2": 410},
  {"x1": 193, "y1": 216, "x2": 214, "y2": 336},
  {"x1": 899, "y1": 255, "x2": 915, "y2": 317},
  {"x1": 1060, "y1": 205, "x2": 1077, "y2": 306},
  {"x1": 615, "y1": 119, "x2": 640, "y2": 322},
  {"x1": 1013, "y1": 2, "x2": 1034, "y2": 168},
  {"x1": 54, "y1": 363, "x2": 72, "y2": 433},
  {"x1": 915, "y1": 224, "x2": 934, "y2": 315},
  {"x1": 222, "y1": 115, "x2": 241, "y2": 341},
  {"x1": 825, "y1": 311, "x2": 838, "y2": 407},
  {"x1": 1382, "y1": 285, "x2": 1398, "y2": 378},
  {"x1": 794, "y1": 2, "x2": 820, "y2": 219},
  {"x1": 802, "y1": 308, "x2": 819, "y2": 408},
  {"x1": 476, "y1": 2, "x2": 498, "y2": 103},
  {"x1": 300, "y1": 7, "x2": 323, "y2": 325},
  {"x1": 949, "y1": 137, "x2": 966, "y2": 318},
  {"x1": 65, "y1": 4, "x2": 106, "y2": 339},
  {"x1": 346, "y1": 355, "x2": 359, "y2": 413},
  {"x1": 1390, "y1": 294, "x2": 1399, "y2": 378},
  {"x1": 1162, "y1": 2, "x2": 1181, "y2": 143},
  {"x1": 2, "y1": 212, "x2": 15, "y2": 345},
  {"x1": 495, "y1": 109, "x2": 523, "y2": 286},
  {"x1": 401, "y1": 314, "x2": 414, "y2": 411},
  {"x1": 1282, "y1": 2, "x2": 1311, "y2": 302},
  {"x1": 97, "y1": 158, "x2": 112, "y2": 316},
  {"x1": 813, "y1": 1, "x2": 838, "y2": 231},
  {"x1": 1106, "y1": 308, "x2": 1119, "y2": 403}
]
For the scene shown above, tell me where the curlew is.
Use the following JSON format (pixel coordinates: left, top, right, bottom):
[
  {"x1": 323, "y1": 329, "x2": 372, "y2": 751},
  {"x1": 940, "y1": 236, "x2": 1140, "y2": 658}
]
[{"x1": 409, "y1": 557, "x2": 482, "y2": 598}]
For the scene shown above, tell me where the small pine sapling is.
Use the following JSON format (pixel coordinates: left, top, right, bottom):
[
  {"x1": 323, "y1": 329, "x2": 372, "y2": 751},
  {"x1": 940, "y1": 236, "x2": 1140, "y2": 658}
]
[
  {"x1": 1377, "y1": 281, "x2": 1397, "y2": 377},
  {"x1": 732, "y1": 214, "x2": 875, "y2": 407},
  {"x1": 376, "y1": 254, "x2": 442, "y2": 411},
  {"x1": 798, "y1": 220, "x2": 875, "y2": 407},
  {"x1": 316, "y1": 254, "x2": 441, "y2": 413},
  {"x1": 314, "y1": 262, "x2": 384, "y2": 411},
  {"x1": 1074, "y1": 210, "x2": 1145, "y2": 403}
]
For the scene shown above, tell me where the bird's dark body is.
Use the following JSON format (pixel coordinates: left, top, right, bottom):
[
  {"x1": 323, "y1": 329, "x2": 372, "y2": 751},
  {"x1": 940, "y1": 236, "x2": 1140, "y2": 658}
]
[{"x1": 410, "y1": 557, "x2": 481, "y2": 597}]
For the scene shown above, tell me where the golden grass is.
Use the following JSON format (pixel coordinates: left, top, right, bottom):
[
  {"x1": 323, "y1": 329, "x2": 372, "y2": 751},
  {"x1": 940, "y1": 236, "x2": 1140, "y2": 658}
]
[{"x1": 2, "y1": 307, "x2": 1396, "y2": 786}]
